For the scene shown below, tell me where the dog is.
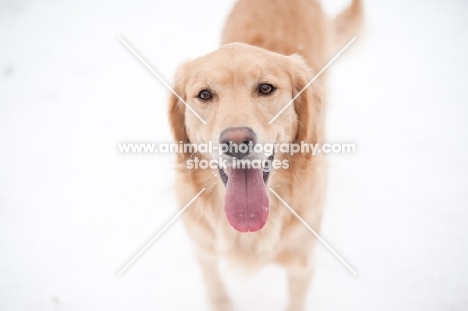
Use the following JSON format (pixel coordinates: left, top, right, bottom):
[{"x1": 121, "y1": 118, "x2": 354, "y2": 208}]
[{"x1": 168, "y1": 0, "x2": 362, "y2": 310}]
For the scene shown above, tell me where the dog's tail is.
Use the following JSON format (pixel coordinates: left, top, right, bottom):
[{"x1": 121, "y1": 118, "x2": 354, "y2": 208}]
[{"x1": 332, "y1": 0, "x2": 364, "y2": 52}]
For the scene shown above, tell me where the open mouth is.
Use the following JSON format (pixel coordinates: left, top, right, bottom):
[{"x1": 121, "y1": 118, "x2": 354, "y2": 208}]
[
  {"x1": 218, "y1": 154, "x2": 274, "y2": 186},
  {"x1": 218, "y1": 154, "x2": 274, "y2": 233}
]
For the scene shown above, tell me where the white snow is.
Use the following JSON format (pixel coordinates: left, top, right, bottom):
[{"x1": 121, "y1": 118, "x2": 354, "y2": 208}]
[{"x1": 1, "y1": 0, "x2": 467, "y2": 310}]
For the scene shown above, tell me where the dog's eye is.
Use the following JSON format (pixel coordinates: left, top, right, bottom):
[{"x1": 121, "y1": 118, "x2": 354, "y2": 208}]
[
  {"x1": 258, "y1": 83, "x2": 276, "y2": 95},
  {"x1": 198, "y1": 90, "x2": 213, "y2": 101}
]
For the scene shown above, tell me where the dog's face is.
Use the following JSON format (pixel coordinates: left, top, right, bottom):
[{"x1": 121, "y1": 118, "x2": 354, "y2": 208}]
[{"x1": 169, "y1": 43, "x2": 323, "y2": 232}]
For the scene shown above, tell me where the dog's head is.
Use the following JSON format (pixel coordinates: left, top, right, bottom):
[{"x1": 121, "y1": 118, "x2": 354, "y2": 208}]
[{"x1": 169, "y1": 43, "x2": 324, "y2": 232}]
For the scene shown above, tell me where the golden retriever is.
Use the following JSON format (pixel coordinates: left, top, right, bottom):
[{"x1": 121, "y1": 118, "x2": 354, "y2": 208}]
[{"x1": 168, "y1": 0, "x2": 362, "y2": 310}]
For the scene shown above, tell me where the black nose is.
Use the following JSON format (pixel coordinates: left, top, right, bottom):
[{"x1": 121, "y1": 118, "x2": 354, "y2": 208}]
[{"x1": 219, "y1": 127, "x2": 257, "y2": 159}]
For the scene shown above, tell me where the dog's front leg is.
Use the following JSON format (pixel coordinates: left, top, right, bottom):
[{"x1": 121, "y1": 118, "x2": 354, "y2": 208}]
[
  {"x1": 196, "y1": 252, "x2": 233, "y2": 311},
  {"x1": 286, "y1": 263, "x2": 313, "y2": 311}
]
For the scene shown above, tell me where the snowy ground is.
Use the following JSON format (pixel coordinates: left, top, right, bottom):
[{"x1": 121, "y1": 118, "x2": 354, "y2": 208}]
[{"x1": 1, "y1": 0, "x2": 468, "y2": 310}]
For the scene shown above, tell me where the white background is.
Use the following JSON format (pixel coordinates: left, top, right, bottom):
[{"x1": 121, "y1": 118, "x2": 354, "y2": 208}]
[{"x1": 1, "y1": 0, "x2": 467, "y2": 310}]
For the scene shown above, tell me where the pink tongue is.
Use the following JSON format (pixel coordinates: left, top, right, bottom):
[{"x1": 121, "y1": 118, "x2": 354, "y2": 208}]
[{"x1": 224, "y1": 168, "x2": 269, "y2": 232}]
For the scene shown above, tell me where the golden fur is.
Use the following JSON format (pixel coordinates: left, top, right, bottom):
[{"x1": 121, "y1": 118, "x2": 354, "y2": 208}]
[{"x1": 168, "y1": 0, "x2": 363, "y2": 310}]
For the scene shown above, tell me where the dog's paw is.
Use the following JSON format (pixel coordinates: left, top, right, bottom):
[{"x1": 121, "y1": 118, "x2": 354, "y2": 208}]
[
  {"x1": 286, "y1": 304, "x2": 305, "y2": 311},
  {"x1": 210, "y1": 295, "x2": 234, "y2": 311}
]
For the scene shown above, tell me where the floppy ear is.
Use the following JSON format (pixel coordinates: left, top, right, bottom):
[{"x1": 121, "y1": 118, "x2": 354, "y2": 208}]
[
  {"x1": 168, "y1": 63, "x2": 190, "y2": 160},
  {"x1": 169, "y1": 63, "x2": 196, "y2": 162},
  {"x1": 289, "y1": 55, "x2": 326, "y2": 147}
]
